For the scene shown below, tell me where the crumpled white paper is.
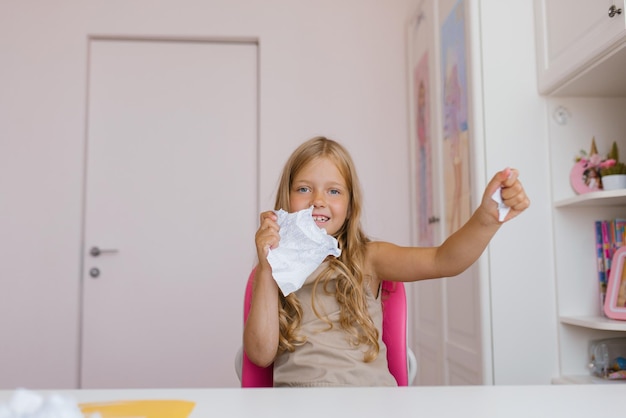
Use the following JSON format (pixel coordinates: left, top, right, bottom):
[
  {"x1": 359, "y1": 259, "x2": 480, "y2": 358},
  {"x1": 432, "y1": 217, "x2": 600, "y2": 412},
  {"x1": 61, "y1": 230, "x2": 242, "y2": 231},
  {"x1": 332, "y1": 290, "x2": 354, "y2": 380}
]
[
  {"x1": 267, "y1": 206, "x2": 341, "y2": 296},
  {"x1": 0, "y1": 388, "x2": 99, "y2": 418},
  {"x1": 491, "y1": 188, "x2": 510, "y2": 222}
]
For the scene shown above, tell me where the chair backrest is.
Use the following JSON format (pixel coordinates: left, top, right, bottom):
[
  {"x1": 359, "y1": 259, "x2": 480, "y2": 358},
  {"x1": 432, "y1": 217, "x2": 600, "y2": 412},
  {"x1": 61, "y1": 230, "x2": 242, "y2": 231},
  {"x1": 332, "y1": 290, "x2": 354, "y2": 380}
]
[{"x1": 241, "y1": 268, "x2": 409, "y2": 387}]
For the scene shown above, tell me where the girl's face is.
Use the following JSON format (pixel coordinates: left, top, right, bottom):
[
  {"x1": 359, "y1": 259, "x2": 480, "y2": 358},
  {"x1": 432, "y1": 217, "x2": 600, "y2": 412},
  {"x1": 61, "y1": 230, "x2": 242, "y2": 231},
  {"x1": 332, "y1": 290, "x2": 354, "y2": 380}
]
[{"x1": 289, "y1": 156, "x2": 350, "y2": 237}]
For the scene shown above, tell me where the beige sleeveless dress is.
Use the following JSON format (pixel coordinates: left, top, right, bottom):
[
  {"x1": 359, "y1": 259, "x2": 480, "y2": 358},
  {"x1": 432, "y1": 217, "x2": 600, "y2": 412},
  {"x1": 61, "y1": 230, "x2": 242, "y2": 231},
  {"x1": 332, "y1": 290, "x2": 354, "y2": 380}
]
[{"x1": 273, "y1": 263, "x2": 398, "y2": 387}]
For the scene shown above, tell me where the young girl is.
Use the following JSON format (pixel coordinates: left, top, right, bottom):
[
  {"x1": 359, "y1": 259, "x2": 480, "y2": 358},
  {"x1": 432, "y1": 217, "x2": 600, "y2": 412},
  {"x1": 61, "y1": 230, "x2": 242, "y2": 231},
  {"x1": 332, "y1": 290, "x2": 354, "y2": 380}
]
[{"x1": 244, "y1": 136, "x2": 530, "y2": 387}]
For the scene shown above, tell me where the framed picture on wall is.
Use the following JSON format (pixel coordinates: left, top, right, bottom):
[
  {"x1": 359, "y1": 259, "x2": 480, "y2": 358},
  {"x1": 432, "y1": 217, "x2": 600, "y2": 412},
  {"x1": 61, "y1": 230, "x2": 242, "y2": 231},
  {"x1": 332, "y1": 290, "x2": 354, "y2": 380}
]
[
  {"x1": 407, "y1": 1, "x2": 438, "y2": 247},
  {"x1": 440, "y1": 0, "x2": 471, "y2": 237}
]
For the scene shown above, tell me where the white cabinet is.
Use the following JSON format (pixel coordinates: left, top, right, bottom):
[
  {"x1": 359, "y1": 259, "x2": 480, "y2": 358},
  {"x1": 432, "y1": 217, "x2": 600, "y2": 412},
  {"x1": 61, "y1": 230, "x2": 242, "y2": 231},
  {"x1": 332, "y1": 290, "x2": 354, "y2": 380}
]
[
  {"x1": 537, "y1": 0, "x2": 626, "y2": 383},
  {"x1": 534, "y1": 0, "x2": 626, "y2": 95}
]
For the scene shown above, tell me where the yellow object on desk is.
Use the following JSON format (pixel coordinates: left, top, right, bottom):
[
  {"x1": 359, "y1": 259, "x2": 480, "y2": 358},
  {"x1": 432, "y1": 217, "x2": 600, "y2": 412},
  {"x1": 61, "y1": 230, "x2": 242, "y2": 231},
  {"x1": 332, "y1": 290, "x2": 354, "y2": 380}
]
[{"x1": 79, "y1": 399, "x2": 195, "y2": 418}]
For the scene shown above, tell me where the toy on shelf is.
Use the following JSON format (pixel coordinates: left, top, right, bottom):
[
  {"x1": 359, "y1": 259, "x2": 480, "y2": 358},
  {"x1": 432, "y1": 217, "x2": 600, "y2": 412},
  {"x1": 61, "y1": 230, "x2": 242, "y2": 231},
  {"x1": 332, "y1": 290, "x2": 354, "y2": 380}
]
[
  {"x1": 571, "y1": 137, "x2": 626, "y2": 194},
  {"x1": 589, "y1": 337, "x2": 626, "y2": 380}
]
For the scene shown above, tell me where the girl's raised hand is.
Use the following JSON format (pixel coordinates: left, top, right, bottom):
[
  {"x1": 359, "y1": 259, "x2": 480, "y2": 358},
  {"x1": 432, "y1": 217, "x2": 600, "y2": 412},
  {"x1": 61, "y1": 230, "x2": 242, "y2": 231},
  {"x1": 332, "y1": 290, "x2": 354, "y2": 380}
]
[
  {"x1": 255, "y1": 211, "x2": 280, "y2": 267},
  {"x1": 482, "y1": 168, "x2": 530, "y2": 223}
]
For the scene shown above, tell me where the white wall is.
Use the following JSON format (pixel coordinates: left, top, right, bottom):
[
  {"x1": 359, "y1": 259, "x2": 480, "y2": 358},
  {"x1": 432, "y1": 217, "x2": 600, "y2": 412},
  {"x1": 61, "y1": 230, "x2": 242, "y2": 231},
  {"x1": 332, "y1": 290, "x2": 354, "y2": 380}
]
[
  {"x1": 478, "y1": 0, "x2": 558, "y2": 384},
  {"x1": 0, "y1": 0, "x2": 417, "y2": 388},
  {"x1": 1, "y1": 1, "x2": 89, "y2": 389}
]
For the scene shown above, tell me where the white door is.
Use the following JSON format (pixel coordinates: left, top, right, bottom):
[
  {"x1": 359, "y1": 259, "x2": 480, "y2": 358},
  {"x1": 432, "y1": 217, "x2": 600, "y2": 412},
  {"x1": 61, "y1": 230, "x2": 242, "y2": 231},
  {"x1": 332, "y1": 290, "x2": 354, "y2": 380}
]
[{"x1": 81, "y1": 38, "x2": 257, "y2": 388}]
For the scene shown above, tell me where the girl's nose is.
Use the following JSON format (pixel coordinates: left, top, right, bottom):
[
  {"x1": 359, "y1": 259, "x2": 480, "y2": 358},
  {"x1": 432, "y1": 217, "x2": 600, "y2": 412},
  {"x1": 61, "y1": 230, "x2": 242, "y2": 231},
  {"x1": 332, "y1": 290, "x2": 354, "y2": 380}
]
[{"x1": 312, "y1": 191, "x2": 326, "y2": 207}]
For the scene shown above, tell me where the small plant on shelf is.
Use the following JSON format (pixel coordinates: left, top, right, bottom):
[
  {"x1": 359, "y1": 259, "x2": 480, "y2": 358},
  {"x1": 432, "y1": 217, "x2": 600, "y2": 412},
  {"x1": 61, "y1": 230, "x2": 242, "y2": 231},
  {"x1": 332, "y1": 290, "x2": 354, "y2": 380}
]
[
  {"x1": 600, "y1": 141, "x2": 626, "y2": 176},
  {"x1": 599, "y1": 141, "x2": 626, "y2": 191}
]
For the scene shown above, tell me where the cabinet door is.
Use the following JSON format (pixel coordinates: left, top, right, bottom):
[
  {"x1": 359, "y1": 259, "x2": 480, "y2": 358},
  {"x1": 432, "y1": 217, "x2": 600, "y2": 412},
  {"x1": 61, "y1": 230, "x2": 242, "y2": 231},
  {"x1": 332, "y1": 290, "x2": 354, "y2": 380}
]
[{"x1": 534, "y1": 0, "x2": 626, "y2": 94}]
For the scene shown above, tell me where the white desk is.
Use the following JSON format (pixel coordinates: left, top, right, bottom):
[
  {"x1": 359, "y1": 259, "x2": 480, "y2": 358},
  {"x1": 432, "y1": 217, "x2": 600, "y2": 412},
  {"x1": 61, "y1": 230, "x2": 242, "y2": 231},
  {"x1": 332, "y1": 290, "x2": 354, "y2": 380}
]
[{"x1": 0, "y1": 385, "x2": 622, "y2": 417}]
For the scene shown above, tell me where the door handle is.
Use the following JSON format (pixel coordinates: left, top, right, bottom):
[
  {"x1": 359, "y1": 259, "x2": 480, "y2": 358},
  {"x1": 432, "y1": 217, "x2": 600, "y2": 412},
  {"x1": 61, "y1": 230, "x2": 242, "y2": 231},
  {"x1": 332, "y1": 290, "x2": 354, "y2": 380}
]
[
  {"x1": 609, "y1": 5, "x2": 622, "y2": 18},
  {"x1": 90, "y1": 246, "x2": 119, "y2": 257}
]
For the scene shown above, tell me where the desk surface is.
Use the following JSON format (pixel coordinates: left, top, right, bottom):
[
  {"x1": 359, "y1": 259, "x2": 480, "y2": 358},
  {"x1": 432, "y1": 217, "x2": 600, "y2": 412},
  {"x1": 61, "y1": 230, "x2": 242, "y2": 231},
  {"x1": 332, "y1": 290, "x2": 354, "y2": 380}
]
[{"x1": 1, "y1": 385, "x2": 623, "y2": 417}]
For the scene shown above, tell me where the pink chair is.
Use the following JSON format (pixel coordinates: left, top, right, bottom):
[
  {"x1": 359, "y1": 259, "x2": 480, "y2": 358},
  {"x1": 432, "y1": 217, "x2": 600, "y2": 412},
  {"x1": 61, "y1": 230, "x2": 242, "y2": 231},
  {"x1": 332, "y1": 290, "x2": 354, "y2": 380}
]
[{"x1": 236, "y1": 268, "x2": 417, "y2": 387}]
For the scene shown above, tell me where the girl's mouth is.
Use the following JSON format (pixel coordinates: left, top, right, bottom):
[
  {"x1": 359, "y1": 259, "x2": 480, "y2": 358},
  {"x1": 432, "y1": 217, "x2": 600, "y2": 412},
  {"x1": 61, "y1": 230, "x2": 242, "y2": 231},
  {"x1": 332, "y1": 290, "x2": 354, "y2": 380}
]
[{"x1": 313, "y1": 215, "x2": 329, "y2": 223}]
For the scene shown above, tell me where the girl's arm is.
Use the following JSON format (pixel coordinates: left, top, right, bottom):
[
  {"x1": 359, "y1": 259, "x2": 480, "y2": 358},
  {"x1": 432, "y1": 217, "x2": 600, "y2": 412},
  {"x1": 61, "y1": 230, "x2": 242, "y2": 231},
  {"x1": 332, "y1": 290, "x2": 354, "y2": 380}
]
[
  {"x1": 243, "y1": 211, "x2": 281, "y2": 367},
  {"x1": 369, "y1": 168, "x2": 529, "y2": 283}
]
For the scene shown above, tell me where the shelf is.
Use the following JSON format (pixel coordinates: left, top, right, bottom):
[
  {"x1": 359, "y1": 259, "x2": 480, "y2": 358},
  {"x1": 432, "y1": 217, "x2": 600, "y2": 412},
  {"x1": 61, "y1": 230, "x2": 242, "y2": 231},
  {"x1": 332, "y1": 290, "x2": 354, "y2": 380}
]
[
  {"x1": 554, "y1": 189, "x2": 626, "y2": 208},
  {"x1": 560, "y1": 315, "x2": 626, "y2": 331}
]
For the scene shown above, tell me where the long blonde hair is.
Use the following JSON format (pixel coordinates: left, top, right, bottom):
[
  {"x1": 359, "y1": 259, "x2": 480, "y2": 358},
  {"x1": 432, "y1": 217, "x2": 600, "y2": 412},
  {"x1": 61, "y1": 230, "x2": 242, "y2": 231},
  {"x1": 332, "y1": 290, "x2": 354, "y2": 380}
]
[{"x1": 274, "y1": 136, "x2": 380, "y2": 362}]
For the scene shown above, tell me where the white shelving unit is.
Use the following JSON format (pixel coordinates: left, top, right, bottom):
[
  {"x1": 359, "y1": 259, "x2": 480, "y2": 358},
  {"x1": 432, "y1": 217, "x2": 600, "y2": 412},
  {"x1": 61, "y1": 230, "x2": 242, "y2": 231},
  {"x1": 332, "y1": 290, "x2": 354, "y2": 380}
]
[
  {"x1": 551, "y1": 189, "x2": 626, "y2": 383},
  {"x1": 534, "y1": 0, "x2": 626, "y2": 384}
]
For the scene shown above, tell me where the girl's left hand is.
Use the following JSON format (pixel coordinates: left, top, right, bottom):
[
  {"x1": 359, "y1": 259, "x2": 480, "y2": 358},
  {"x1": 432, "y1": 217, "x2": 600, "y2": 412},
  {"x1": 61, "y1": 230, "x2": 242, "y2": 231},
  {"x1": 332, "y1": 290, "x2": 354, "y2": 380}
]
[{"x1": 482, "y1": 168, "x2": 530, "y2": 223}]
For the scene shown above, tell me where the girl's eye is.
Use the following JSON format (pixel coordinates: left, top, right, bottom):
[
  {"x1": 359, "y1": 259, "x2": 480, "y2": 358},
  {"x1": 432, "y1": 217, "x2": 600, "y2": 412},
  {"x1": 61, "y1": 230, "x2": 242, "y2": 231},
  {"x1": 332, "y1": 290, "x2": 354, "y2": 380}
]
[
  {"x1": 296, "y1": 187, "x2": 310, "y2": 193},
  {"x1": 329, "y1": 189, "x2": 340, "y2": 195}
]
